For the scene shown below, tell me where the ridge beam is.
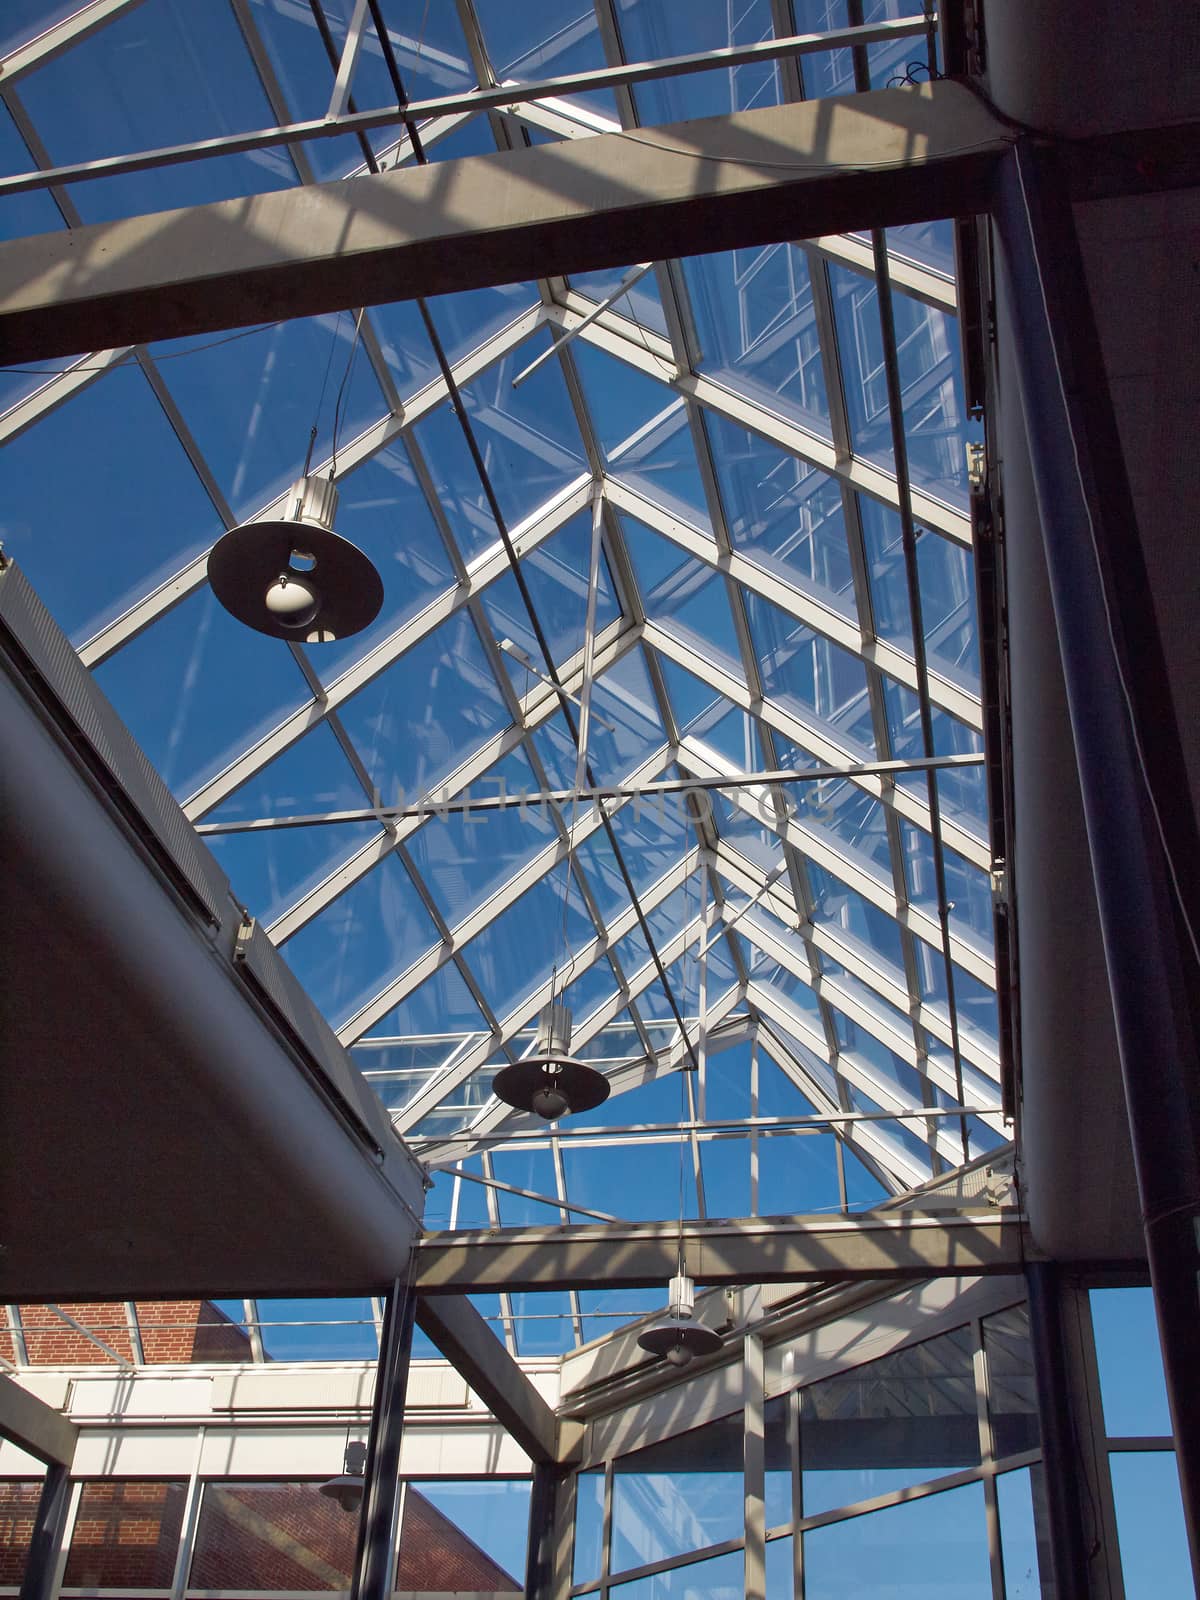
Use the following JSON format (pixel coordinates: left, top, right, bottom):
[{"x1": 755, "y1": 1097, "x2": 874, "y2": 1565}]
[{"x1": 0, "y1": 83, "x2": 1006, "y2": 363}]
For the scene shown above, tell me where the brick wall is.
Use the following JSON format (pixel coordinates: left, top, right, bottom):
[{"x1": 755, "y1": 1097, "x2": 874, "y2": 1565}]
[
  {"x1": 0, "y1": 1481, "x2": 41, "y2": 1584},
  {"x1": 9, "y1": 1301, "x2": 253, "y2": 1365},
  {"x1": 1, "y1": 1478, "x2": 523, "y2": 1592},
  {"x1": 62, "y1": 1480, "x2": 185, "y2": 1587}
]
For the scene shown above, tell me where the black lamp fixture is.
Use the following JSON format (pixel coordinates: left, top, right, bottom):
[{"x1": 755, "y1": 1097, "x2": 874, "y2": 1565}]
[
  {"x1": 208, "y1": 475, "x2": 383, "y2": 642},
  {"x1": 637, "y1": 1270, "x2": 722, "y2": 1369},
  {"x1": 319, "y1": 1438, "x2": 367, "y2": 1512},
  {"x1": 493, "y1": 1003, "x2": 610, "y2": 1121}
]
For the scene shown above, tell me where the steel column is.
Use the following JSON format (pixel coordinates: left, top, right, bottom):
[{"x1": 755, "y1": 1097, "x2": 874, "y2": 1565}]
[
  {"x1": 1024, "y1": 1266, "x2": 1090, "y2": 1600},
  {"x1": 994, "y1": 140, "x2": 1200, "y2": 1588},
  {"x1": 18, "y1": 1464, "x2": 71, "y2": 1600},
  {"x1": 524, "y1": 1462, "x2": 563, "y2": 1600},
  {"x1": 350, "y1": 1272, "x2": 416, "y2": 1600}
]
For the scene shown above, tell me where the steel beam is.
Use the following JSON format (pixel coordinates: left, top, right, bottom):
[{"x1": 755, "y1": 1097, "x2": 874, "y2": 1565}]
[
  {"x1": 0, "y1": 83, "x2": 1006, "y2": 364},
  {"x1": 414, "y1": 1212, "x2": 1028, "y2": 1294},
  {"x1": 414, "y1": 1293, "x2": 560, "y2": 1465},
  {"x1": 0, "y1": 1376, "x2": 76, "y2": 1467}
]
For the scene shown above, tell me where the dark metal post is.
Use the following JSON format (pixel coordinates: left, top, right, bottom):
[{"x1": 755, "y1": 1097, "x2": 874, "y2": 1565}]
[
  {"x1": 19, "y1": 1464, "x2": 70, "y2": 1600},
  {"x1": 351, "y1": 1272, "x2": 416, "y2": 1600},
  {"x1": 993, "y1": 140, "x2": 1200, "y2": 1589},
  {"x1": 524, "y1": 1461, "x2": 561, "y2": 1600},
  {"x1": 1025, "y1": 1265, "x2": 1091, "y2": 1600}
]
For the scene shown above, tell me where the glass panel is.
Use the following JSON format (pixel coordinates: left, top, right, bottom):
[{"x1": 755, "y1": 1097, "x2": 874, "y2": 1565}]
[
  {"x1": 830, "y1": 265, "x2": 970, "y2": 509},
  {"x1": 1, "y1": 3, "x2": 85, "y2": 57},
  {"x1": 473, "y1": 0, "x2": 615, "y2": 119},
  {"x1": 335, "y1": 609, "x2": 511, "y2": 810},
  {"x1": 619, "y1": 0, "x2": 782, "y2": 124},
  {"x1": 155, "y1": 313, "x2": 384, "y2": 525},
  {"x1": 64, "y1": 1480, "x2": 186, "y2": 1587},
  {"x1": 982, "y1": 1305, "x2": 1040, "y2": 1458},
  {"x1": 19, "y1": 0, "x2": 298, "y2": 222},
  {"x1": 0, "y1": 361, "x2": 222, "y2": 646},
  {"x1": 136, "y1": 1299, "x2": 255, "y2": 1363},
  {"x1": 407, "y1": 750, "x2": 554, "y2": 930},
  {"x1": 483, "y1": 510, "x2": 620, "y2": 680},
  {"x1": 996, "y1": 1466, "x2": 1047, "y2": 1600},
  {"x1": 800, "y1": 1327, "x2": 980, "y2": 1515},
  {"x1": 569, "y1": 266, "x2": 669, "y2": 337},
  {"x1": 765, "y1": 1394, "x2": 792, "y2": 1530},
  {"x1": 612, "y1": 1548, "x2": 744, "y2": 1600},
  {"x1": 759, "y1": 1131, "x2": 843, "y2": 1215},
  {"x1": 683, "y1": 247, "x2": 830, "y2": 437},
  {"x1": 611, "y1": 1417, "x2": 742, "y2": 1574},
  {"x1": 1110, "y1": 1452, "x2": 1191, "y2": 1600},
  {"x1": 563, "y1": 1136, "x2": 697, "y2": 1226},
  {"x1": 204, "y1": 723, "x2": 381, "y2": 927},
  {"x1": 1091, "y1": 1286, "x2": 1172, "y2": 1437},
  {"x1": 0, "y1": 1479, "x2": 43, "y2": 1586},
  {"x1": 706, "y1": 413, "x2": 855, "y2": 616},
  {"x1": 255, "y1": 1296, "x2": 378, "y2": 1360},
  {"x1": 766, "y1": 1534, "x2": 793, "y2": 1598},
  {"x1": 574, "y1": 1469, "x2": 605, "y2": 1587},
  {"x1": 278, "y1": 852, "x2": 441, "y2": 1028},
  {"x1": 744, "y1": 591, "x2": 874, "y2": 753},
  {"x1": 190, "y1": 1480, "x2": 357, "y2": 1589},
  {"x1": 859, "y1": 497, "x2": 980, "y2": 691},
  {"x1": 95, "y1": 590, "x2": 313, "y2": 813},
  {"x1": 398, "y1": 1479, "x2": 530, "y2": 1594},
  {"x1": 15, "y1": 1301, "x2": 133, "y2": 1364},
  {"x1": 621, "y1": 515, "x2": 743, "y2": 675},
  {"x1": 802, "y1": 1480, "x2": 992, "y2": 1599}
]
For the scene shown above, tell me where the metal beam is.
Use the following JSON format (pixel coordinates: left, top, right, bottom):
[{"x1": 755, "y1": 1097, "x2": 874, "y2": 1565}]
[
  {"x1": 0, "y1": 83, "x2": 1007, "y2": 363},
  {"x1": 0, "y1": 1375, "x2": 77, "y2": 1467},
  {"x1": 414, "y1": 1293, "x2": 561, "y2": 1464},
  {"x1": 414, "y1": 1212, "x2": 1029, "y2": 1294}
]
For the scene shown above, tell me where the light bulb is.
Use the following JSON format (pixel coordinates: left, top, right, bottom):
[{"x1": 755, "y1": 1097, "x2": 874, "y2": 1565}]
[
  {"x1": 531, "y1": 1082, "x2": 570, "y2": 1120},
  {"x1": 665, "y1": 1340, "x2": 694, "y2": 1368},
  {"x1": 264, "y1": 570, "x2": 320, "y2": 628}
]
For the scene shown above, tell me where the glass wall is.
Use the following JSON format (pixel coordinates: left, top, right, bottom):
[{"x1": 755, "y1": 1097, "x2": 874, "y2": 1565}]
[
  {"x1": 0, "y1": 1475, "x2": 529, "y2": 1598},
  {"x1": 571, "y1": 1297, "x2": 1045, "y2": 1599},
  {"x1": 1090, "y1": 1286, "x2": 1191, "y2": 1598}
]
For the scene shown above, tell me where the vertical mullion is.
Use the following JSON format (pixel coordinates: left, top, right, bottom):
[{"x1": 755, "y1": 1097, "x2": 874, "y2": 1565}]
[
  {"x1": 791, "y1": 1385, "x2": 805, "y2": 1600},
  {"x1": 974, "y1": 1317, "x2": 1007, "y2": 1600},
  {"x1": 168, "y1": 1426, "x2": 206, "y2": 1600},
  {"x1": 600, "y1": 1459, "x2": 614, "y2": 1600},
  {"x1": 745, "y1": 1333, "x2": 767, "y2": 1600},
  {"x1": 242, "y1": 1298, "x2": 265, "y2": 1363}
]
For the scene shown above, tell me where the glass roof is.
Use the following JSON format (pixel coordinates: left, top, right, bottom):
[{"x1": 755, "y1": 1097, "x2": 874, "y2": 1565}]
[{"x1": 0, "y1": 0, "x2": 1003, "y2": 1356}]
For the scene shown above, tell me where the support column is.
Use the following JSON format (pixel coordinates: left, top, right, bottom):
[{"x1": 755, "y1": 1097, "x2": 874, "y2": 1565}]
[
  {"x1": 351, "y1": 1272, "x2": 416, "y2": 1600},
  {"x1": 993, "y1": 140, "x2": 1200, "y2": 1589},
  {"x1": 19, "y1": 1465, "x2": 71, "y2": 1600},
  {"x1": 1024, "y1": 1266, "x2": 1091, "y2": 1600},
  {"x1": 524, "y1": 1462, "x2": 562, "y2": 1600}
]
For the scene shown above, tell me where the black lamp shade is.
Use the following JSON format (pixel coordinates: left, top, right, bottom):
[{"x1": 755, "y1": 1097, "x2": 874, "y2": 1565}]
[
  {"x1": 637, "y1": 1317, "x2": 722, "y2": 1366},
  {"x1": 208, "y1": 517, "x2": 383, "y2": 642},
  {"x1": 492, "y1": 1056, "x2": 610, "y2": 1120}
]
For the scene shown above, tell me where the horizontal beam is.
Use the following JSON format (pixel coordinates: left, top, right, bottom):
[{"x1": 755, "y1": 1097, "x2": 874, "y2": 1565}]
[
  {"x1": 414, "y1": 1294, "x2": 561, "y2": 1464},
  {"x1": 414, "y1": 1212, "x2": 1028, "y2": 1294},
  {"x1": 0, "y1": 83, "x2": 1006, "y2": 364},
  {"x1": 0, "y1": 1376, "x2": 77, "y2": 1467}
]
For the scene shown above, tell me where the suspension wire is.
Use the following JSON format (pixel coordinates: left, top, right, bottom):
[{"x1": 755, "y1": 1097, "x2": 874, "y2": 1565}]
[
  {"x1": 870, "y1": 231, "x2": 972, "y2": 1169},
  {"x1": 361, "y1": 48, "x2": 702, "y2": 1073}
]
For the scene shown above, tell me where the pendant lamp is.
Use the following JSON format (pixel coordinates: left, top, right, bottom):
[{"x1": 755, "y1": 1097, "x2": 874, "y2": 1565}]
[
  {"x1": 637, "y1": 1270, "x2": 722, "y2": 1368},
  {"x1": 319, "y1": 1438, "x2": 367, "y2": 1512},
  {"x1": 493, "y1": 1002, "x2": 610, "y2": 1120},
  {"x1": 208, "y1": 475, "x2": 383, "y2": 642}
]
